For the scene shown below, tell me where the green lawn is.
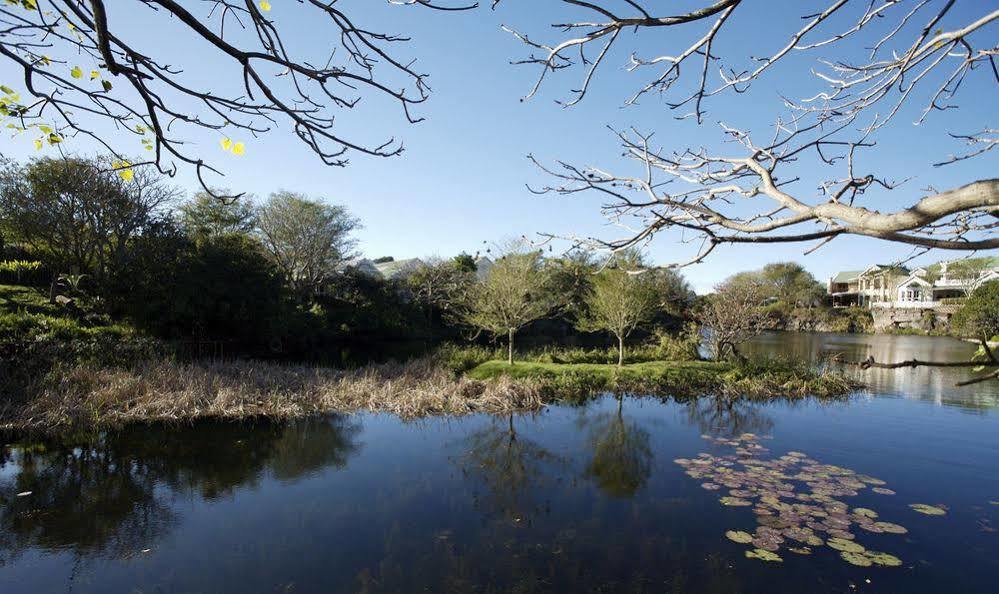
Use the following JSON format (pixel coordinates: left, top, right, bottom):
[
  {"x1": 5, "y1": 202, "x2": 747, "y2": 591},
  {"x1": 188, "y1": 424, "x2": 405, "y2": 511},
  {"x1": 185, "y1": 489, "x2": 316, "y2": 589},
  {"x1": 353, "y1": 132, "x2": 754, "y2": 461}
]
[
  {"x1": 0, "y1": 283, "x2": 135, "y2": 341},
  {"x1": 0, "y1": 284, "x2": 59, "y2": 316},
  {"x1": 467, "y1": 359, "x2": 730, "y2": 381},
  {"x1": 466, "y1": 358, "x2": 855, "y2": 400}
]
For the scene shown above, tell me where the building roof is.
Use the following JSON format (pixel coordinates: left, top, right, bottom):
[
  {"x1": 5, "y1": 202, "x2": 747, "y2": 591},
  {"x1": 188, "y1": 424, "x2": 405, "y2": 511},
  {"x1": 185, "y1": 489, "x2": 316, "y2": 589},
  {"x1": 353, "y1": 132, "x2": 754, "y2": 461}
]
[
  {"x1": 474, "y1": 256, "x2": 494, "y2": 280},
  {"x1": 373, "y1": 257, "x2": 424, "y2": 279},
  {"x1": 831, "y1": 270, "x2": 863, "y2": 283}
]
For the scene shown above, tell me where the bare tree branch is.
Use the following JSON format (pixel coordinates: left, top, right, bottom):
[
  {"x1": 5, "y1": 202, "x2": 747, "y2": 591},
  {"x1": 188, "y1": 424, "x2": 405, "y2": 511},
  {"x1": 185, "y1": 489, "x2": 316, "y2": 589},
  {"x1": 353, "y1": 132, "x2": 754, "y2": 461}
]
[{"x1": 0, "y1": 0, "x2": 473, "y2": 198}]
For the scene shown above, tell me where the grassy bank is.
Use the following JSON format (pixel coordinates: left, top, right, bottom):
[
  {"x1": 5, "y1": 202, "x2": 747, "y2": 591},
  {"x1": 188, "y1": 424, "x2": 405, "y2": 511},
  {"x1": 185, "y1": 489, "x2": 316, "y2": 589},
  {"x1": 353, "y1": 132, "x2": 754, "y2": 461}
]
[
  {"x1": 0, "y1": 352, "x2": 856, "y2": 435},
  {"x1": 467, "y1": 359, "x2": 855, "y2": 400},
  {"x1": 1, "y1": 357, "x2": 546, "y2": 434}
]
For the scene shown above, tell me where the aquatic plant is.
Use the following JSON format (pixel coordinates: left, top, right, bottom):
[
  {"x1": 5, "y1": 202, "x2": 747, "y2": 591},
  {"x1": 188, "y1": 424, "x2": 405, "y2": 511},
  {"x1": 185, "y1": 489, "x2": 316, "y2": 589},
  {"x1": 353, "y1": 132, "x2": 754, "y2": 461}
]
[
  {"x1": 675, "y1": 432, "x2": 911, "y2": 568},
  {"x1": 866, "y1": 552, "x2": 903, "y2": 567},
  {"x1": 745, "y1": 549, "x2": 783, "y2": 562},
  {"x1": 827, "y1": 538, "x2": 865, "y2": 553},
  {"x1": 909, "y1": 503, "x2": 947, "y2": 516},
  {"x1": 873, "y1": 522, "x2": 907, "y2": 534},
  {"x1": 840, "y1": 551, "x2": 872, "y2": 566},
  {"x1": 726, "y1": 530, "x2": 754, "y2": 544}
]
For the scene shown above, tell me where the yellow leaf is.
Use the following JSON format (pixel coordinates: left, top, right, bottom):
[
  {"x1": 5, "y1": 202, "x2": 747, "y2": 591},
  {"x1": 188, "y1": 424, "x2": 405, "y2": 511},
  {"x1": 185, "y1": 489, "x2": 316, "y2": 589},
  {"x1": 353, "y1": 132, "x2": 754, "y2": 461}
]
[
  {"x1": 90, "y1": 70, "x2": 99, "y2": 80},
  {"x1": 232, "y1": 141, "x2": 245, "y2": 156},
  {"x1": 33, "y1": 139, "x2": 42, "y2": 151},
  {"x1": 70, "y1": 66, "x2": 82, "y2": 79},
  {"x1": 220, "y1": 137, "x2": 233, "y2": 151},
  {"x1": 259, "y1": 1, "x2": 271, "y2": 12}
]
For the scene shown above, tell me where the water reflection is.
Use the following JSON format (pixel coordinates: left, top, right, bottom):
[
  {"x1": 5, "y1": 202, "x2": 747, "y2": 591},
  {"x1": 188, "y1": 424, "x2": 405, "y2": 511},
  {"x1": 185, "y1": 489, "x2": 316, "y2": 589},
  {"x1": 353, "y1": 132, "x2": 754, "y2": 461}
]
[
  {"x1": 745, "y1": 332, "x2": 999, "y2": 410},
  {"x1": 0, "y1": 416, "x2": 361, "y2": 564},
  {"x1": 455, "y1": 412, "x2": 562, "y2": 522},
  {"x1": 681, "y1": 398, "x2": 776, "y2": 438},
  {"x1": 582, "y1": 397, "x2": 653, "y2": 497}
]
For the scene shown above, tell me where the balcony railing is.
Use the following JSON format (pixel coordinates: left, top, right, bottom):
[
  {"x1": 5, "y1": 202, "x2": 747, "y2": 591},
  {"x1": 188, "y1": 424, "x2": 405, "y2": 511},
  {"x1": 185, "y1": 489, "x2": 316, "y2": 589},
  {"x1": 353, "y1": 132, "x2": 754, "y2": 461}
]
[{"x1": 872, "y1": 300, "x2": 941, "y2": 309}]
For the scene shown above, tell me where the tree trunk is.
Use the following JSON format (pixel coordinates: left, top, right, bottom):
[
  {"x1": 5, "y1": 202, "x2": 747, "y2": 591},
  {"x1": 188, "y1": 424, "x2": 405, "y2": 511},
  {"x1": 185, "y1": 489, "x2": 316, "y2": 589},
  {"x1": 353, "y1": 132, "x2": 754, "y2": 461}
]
[
  {"x1": 508, "y1": 328, "x2": 515, "y2": 365},
  {"x1": 617, "y1": 334, "x2": 624, "y2": 367}
]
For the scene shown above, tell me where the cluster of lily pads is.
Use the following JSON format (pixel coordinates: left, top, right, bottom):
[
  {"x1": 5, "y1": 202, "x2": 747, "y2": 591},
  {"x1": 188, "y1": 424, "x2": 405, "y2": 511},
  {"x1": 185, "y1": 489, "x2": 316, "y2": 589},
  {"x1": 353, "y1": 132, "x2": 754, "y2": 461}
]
[{"x1": 674, "y1": 433, "x2": 938, "y2": 567}]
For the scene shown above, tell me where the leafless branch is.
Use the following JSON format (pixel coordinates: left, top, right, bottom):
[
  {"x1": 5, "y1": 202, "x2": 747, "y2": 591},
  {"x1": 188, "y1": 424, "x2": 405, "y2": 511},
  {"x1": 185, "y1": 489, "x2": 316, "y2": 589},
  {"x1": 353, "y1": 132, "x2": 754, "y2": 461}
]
[{"x1": 0, "y1": 0, "x2": 473, "y2": 198}]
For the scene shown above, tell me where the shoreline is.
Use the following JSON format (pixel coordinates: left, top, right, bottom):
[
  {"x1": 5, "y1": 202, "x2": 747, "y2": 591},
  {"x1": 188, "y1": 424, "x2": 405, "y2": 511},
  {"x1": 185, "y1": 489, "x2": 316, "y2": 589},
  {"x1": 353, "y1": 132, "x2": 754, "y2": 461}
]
[{"x1": 0, "y1": 355, "x2": 857, "y2": 436}]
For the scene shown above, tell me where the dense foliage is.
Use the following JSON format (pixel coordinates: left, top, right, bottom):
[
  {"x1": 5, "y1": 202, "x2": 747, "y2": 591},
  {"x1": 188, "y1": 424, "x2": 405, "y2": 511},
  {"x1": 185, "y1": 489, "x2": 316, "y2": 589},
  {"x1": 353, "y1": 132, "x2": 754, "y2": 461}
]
[{"x1": 952, "y1": 281, "x2": 999, "y2": 340}]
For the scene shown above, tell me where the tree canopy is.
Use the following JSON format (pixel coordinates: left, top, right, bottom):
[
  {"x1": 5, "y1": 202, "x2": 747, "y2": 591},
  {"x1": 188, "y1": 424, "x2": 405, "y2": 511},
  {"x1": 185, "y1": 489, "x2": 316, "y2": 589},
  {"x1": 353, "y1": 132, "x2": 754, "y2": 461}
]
[
  {"x1": 461, "y1": 249, "x2": 558, "y2": 364},
  {"x1": 255, "y1": 191, "x2": 359, "y2": 300}
]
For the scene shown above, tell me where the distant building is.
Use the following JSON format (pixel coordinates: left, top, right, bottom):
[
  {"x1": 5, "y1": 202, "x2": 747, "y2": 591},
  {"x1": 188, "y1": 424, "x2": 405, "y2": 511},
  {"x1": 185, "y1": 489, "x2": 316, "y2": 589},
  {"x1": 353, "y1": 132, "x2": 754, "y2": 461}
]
[
  {"x1": 474, "y1": 256, "x2": 494, "y2": 281},
  {"x1": 828, "y1": 258, "x2": 999, "y2": 309},
  {"x1": 373, "y1": 258, "x2": 425, "y2": 279},
  {"x1": 339, "y1": 255, "x2": 491, "y2": 281}
]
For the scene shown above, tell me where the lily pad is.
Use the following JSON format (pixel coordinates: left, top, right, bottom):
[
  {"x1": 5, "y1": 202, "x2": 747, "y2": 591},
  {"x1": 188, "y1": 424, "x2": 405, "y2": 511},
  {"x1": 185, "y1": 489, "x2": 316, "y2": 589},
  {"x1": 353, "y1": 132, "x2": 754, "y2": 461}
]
[
  {"x1": 725, "y1": 530, "x2": 754, "y2": 544},
  {"x1": 745, "y1": 549, "x2": 782, "y2": 563},
  {"x1": 720, "y1": 497, "x2": 753, "y2": 507},
  {"x1": 788, "y1": 546, "x2": 812, "y2": 555},
  {"x1": 866, "y1": 551, "x2": 902, "y2": 567},
  {"x1": 909, "y1": 503, "x2": 947, "y2": 516},
  {"x1": 827, "y1": 537, "x2": 865, "y2": 553},
  {"x1": 873, "y1": 521, "x2": 907, "y2": 534},
  {"x1": 853, "y1": 507, "x2": 878, "y2": 518},
  {"x1": 840, "y1": 551, "x2": 872, "y2": 567},
  {"x1": 872, "y1": 487, "x2": 896, "y2": 495}
]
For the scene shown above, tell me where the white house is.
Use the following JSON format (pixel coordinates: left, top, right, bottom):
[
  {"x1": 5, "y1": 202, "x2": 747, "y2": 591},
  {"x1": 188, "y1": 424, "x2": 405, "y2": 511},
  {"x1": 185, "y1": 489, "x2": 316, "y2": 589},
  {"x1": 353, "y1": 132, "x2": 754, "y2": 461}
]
[{"x1": 829, "y1": 258, "x2": 999, "y2": 309}]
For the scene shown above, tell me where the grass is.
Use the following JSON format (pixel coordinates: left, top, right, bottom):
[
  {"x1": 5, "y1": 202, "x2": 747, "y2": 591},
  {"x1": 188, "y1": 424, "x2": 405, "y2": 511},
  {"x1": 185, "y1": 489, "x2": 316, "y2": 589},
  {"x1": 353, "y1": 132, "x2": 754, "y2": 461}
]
[
  {"x1": 468, "y1": 359, "x2": 726, "y2": 381},
  {"x1": 1, "y1": 356, "x2": 546, "y2": 434},
  {"x1": 467, "y1": 358, "x2": 856, "y2": 401},
  {"x1": 0, "y1": 283, "x2": 134, "y2": 342},
  {"x1": 1, "y1": 351, "x2": 858, "y2": 435},
  {"x1": 0, "y1": 284, "x2": 58, "y2": 315}
]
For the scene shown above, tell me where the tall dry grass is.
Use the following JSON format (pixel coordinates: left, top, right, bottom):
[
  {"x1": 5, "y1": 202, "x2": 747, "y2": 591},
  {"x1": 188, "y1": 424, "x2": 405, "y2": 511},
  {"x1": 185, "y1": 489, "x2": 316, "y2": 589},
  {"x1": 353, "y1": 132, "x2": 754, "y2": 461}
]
[{"x1": 4, "y1": 356, "x2": 546, "y2": 432}]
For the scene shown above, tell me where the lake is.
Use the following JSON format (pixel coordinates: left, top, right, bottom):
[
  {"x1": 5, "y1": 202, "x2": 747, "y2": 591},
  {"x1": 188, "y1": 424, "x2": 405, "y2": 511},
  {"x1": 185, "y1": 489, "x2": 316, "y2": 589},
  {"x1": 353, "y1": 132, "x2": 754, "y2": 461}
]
[{"x1": 2, "y1": 333, "x2": 997, "y2": 593}]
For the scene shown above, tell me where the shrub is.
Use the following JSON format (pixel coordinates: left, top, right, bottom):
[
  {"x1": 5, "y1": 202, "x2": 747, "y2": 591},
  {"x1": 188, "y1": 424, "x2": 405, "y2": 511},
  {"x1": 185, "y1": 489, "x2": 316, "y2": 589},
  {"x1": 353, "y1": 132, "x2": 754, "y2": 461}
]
[
  {"x1": 0, "y1": 259, "x2": 48, "y2": 286},
  {"x1": 952, "y1": 280, "x2": 999, "y2": 340},
  {"x1": 435, "y1": 344, "x2": 499, "y2": 375},
  {"x1": 648, "y1": 325, "x2": 701, "y2": 361}
]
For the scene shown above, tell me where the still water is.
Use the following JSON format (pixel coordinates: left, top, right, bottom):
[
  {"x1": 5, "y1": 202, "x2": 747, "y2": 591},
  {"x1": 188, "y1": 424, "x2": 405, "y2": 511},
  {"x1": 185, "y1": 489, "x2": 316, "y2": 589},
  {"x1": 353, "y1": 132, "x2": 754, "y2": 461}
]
[{"x1": 1, "y1": 333, "x2": 997, "y2": 593}]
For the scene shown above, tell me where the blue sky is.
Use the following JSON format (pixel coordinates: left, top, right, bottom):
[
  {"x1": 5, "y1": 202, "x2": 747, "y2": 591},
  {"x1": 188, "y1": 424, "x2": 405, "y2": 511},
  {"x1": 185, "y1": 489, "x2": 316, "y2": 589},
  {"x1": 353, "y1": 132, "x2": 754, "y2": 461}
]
[{"x1": 1, "y1": 1, "x2": 995, "y2": 293}]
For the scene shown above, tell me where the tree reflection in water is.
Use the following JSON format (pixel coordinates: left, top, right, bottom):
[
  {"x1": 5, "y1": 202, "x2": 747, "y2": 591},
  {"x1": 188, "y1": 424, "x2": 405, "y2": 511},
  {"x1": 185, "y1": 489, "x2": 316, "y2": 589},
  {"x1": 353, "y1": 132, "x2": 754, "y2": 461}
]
[
  {"x1": 456, "y1": 412, "x2": 563, "y2": 523},
  {"x1": 681, "y1": 398, "x2": 775, "y2": 439},
  {"x1": 582, "y1": 397, "x2": 653, "y2": 498},
  {"x1": 0, "y1": 415, "x2": 361, "y2": 565}
]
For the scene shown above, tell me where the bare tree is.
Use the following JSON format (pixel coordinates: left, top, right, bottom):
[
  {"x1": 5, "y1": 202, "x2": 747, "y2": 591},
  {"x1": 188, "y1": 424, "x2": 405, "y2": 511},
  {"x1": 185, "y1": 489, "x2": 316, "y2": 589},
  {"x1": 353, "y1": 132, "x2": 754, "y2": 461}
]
[
  {"x1": 698, "y1": 272, "x2": 770, "y2": 361},
  {"x1": 577, "y1": 267, "x2": 659, "y2": 366},
  {"x1": 497, "y1": 1, "x2": 998, "y2": 259},
  {"x1": 255, "y1": 191, "x2": 359, "y2": 299},
  {"x1": 0, "y1": 0, "x2": 475, "y2": 196},
  {"x1": 461, "y1": 249, "x2": 558, "y2": 365}
]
